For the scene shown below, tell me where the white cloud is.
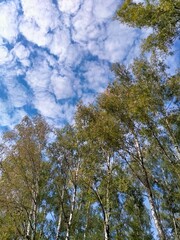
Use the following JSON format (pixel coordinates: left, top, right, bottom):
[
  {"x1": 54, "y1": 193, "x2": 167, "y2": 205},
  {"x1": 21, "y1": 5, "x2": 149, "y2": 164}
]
[
  {"x1": 25, "y1": 58, "x2": 52, "y2": 92},
  {"x1": 0, "y1": 0, "x2": 154, "y2": 130},
  {"x1": 0, "y1": 46, "x2": 12, "y2": 65},
  {"x1": 49, "y1": 27, "x2": 71, "y2": 58},
  {"x1": 51, "y1": 73, "x2": 73, "y2": 100},
  {"x1": 133, "y1": 0, "x2": 144, "y2": 3},
  {"x1": 72, "y1": 1, "x2": 95, "y2": 43},
  {"x1": 104, "y1": 22, "x2": 139, "y2": 62},
  {"x1": 13, "y1": 43, "x2": 30, "y2": 59},
  {"x1": 0, "y1": 37, "x2": 3, "y2": 45},
  {"x1": 10, "y1": 92, "x2": 27, "y2": 108},
  {"x1": 5, "y1": 79, "x2": 28, "y2": 108},
  {"x1": 33, "y1": 91, "x2": 60, "y2": 118},
  {"x1": 71, "y1": 1, "x2": 142, "y2": 63},
  {"x1": 0, "y1": 100, "x2": 26, "y2": 129},
  {"x1": 19, "y1": 0, "x2": 59, "y2": 47},
  {"x1": 58, "y1": 0, "x2": 82, "y2": 14},
  {"x1": 63, "y1": 43, "x2": 83, "y2": 66},
  {"x1": 24, "y1": 53, "x2": 75, "y2": 119},
  {"x1": 0, "y1": 56, "x2": 28, "y2": 108},
  {"x1": 12, "y1": 43, "x2": 30, "y2": 67},
  {"x1": 0, "y1": 1, "x2": 19, "y2": 43},
  {"x1": 83, "y1": 61, "x2": 111, "y2": 92},
  {"x1": 93, "y1": 0, "x2": 119, "y2": 20},
  {"x1": 87, "y1": 21, "x2": 140, "y2": 62},
  {"x1": 61, "y1": 103, "x2": 76, "y2": 123},
  {"x1": 80, "y1": 93, "x2": 96, "y2": 106},
  {"x1": 19, "y1": 18, "x2": 53, "y2": 47},
  {"x1": 70, "y1": 0, "x2": 119, "y2": 45}
]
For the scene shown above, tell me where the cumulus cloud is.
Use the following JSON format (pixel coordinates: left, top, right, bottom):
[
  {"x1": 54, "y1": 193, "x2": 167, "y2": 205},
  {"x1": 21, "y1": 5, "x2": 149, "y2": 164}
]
[
  {"x1": 58, "y1": 0, "x2": 82, "y2": 14},
  {"x1": 5, "y1": 78, "x2": 28, "y2": 108},
  {"x1": 87, "y1": 21, "x2": 141, "y2": 63},
  {"x1": 51, "y1": 72, "x2": 74, "y2": 100},
  {"x1": 93, "y1": 0, "x2": 119, "y2": 20},
  {"x1": 0, "y1": 0, "x2": 151, "y2": 130},
  {"x1": 0, "y1": 100, "x2": 26, "y2": 129},
  {"x1": 24, "y1": 53, "x2": 75, "y2": 119},
  {"x1": 0, "y1": 1, "x2": 19, "y2": 43},
  {"x1": 83, "y1": 61, "x2": 112, "y2": 93},
  {"x1": 63, "y1": 43, "x2": 83, "y2": 66},
  {"x1": 12, "y1": 43, "x2": 30, "y2": 66},
  {"x1": 19, "y1": 0, "x2": 59, "y2": 47},
  {"x1": 0, "y1": 46, "x2": 11, "y2": 65},
  {"x1": 25, "y1": 57, "x2": 52, "y2": 92},
  {"x1": 33, "y1": 91, "x2": 60, "y2": 118},
  {"x1": 72, "y1": 1, "x2": 98, "y2": 43},
  {"x1": 49, "y1": 27, "x2": 71, "y2": 58}
]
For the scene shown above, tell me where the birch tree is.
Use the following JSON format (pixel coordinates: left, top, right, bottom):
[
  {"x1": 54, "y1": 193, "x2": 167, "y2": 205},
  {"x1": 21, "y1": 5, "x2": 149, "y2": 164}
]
[
  {"x1": 117, "y1": 0, "x2": 180, "y2": 52},
  {"x1": 98, "y1": 59, "x2": 180, "y2": 239},
  {"x1": 0, "y1": 116, "x2": 50, "y2": 239}
]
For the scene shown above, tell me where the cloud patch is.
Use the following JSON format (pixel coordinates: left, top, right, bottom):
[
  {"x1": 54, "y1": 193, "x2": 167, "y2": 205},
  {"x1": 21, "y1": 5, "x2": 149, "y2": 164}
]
[
  {"x1": 0, "y1": 0, "x2": 152, "y2": 129},
  {"x1": 0, "y1": 1, "x2": 19, "y2": 43}
]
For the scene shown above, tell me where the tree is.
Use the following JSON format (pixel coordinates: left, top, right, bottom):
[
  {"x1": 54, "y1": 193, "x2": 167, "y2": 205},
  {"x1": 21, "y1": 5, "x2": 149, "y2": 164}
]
[
  {"x1": 0, "y1": 116, "x2": 50, "y2": 239},
  {"x1": 48, "y1": 125, "x2": 84, "y2": 240},
  {"x1": 98, "y1": 59, "x2": 180, "y2": 239},
  {"x1": 75, "y1": 103, "x2": 153, "y2": 240},
  {"x1": 117, "y1": 0, "x2": 180, "y2": 52}
]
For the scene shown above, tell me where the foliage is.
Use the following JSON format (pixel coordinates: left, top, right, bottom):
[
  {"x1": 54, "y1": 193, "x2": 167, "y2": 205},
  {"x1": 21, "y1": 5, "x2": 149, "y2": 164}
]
[
  {"x1": 117, "y1": 0, "x2": 180, "y2": 52},
  {"x1": 0, "y1": 1, "x2": 179, "y2": 239}
]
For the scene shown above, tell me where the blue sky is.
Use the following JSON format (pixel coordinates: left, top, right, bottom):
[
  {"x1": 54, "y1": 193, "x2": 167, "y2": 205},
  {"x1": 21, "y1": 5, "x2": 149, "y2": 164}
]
[
  {"x1": 0, "y1": 0, "x2": 178, "y2": 131},
  {"x1": 0, "y1": 0, "x2": 147, "y2": 129},
  {"x1": 0, "y1": 1, "x2": 179, "y2": 238}
]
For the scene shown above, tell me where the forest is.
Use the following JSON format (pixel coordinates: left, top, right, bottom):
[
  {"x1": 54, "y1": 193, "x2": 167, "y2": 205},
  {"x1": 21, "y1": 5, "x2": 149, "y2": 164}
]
[{"x1": 0, "y1": 1, "x2": 179, "y2": 239}]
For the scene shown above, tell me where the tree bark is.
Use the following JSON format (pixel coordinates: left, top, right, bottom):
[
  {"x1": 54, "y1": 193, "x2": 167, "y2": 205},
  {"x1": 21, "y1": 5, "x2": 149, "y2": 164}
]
[
  {"x1": 147, "y1": 188, "x2": 166, "y2": 240},
  {"x1": 104, "y1": 214, "x2": 110, "y2": 240},
  {"x1": 65, "y1": 184, "x2": 77, "y2": 240},
  {"x1": 65, "y1": 158, "x2": 80, "y2": 240},
  {"x1": 134, "y1": 138, "x2": 167, "y2": 240},
  {"x1": 55, "y1": 188, "x2": 65, "y2": 240},
  {"x1": 104, "y1": 154, "x2": 111, "y2": 240}
]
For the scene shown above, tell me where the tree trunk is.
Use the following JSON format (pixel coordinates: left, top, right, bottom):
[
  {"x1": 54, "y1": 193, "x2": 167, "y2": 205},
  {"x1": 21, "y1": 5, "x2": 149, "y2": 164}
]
[
  {"x1": 104, "y1": 154, "x2": 111, "y2": 240},
  {"x1": 104, "y1": 214, "x2": 110, "y2": 240},
  {"x1": 134, "y1": 137, "x2": 167, "y2": 240},
  {"x1": 65, "y1": 159, "x2": 80, "y2": 240},
  {"x1": 147, "y1": 189, "x2": 166, "y2": 240},
  {"x1": 26, "y1": 209, "x2": 32, "y2": 239},
  {"x1": 65, "y1": 184, "x2": 77, "y2": 240},
  {"x1": 55, "y1": 188, "x2": 65, "y2": 240}
]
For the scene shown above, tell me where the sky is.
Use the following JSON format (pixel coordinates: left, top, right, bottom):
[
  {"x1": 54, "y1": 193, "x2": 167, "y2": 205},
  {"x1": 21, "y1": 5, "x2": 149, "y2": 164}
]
[
  {"x1": 0, "y1": 0, "x2": 146, "y2": 130},
  {"x1": 0, "y1": 1, "x2": 179, "y2": 238},
  {"x1": 0, "y1": 0, "x2": 178, "y2": 131}
]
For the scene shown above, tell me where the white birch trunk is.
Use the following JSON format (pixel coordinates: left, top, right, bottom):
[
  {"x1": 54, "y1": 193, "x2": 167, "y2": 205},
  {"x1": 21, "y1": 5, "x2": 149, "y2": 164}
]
[
  {"x1": 104, "y1": 214, "x2": 110, "y2": 240},
  {"x1": 104, "y1": 154, "x2": 111, "y2": 240},
  {"x1": 55, "y1": 188, "x2": 65, "y2": 240},
  {"x1": 65, "y1": 158, "x2": 80, "y2": 240},
  {"x1": 134, "y1": 137, "x2": 166, "y2": 240},
  {"x1": 147, "y1": 190, "x2": 166, "y2": 240},
  {"x1": 26, "y1": 209, "x2": 32, "y2": 239},
  {"x1": 65, "y1": 184, "x2": 76, "y2": 240}
]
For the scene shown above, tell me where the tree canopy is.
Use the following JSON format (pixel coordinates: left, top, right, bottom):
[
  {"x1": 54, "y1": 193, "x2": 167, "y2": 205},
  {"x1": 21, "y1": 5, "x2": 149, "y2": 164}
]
[
  {"x1": 117, "y1": 0, "x2": 180, "y2": 52},
  {"x1": 0, "y1": 1, "x2": 179, "y2": 239}
]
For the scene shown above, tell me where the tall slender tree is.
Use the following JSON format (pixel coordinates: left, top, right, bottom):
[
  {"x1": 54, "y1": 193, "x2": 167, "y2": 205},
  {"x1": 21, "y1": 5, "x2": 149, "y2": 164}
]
[
  {"x1": 0, "y1": 116, "x2": 50, "y2": 239},
  {"x1": 98, "y1": 59, "x2": 180, "y2": 239}
]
